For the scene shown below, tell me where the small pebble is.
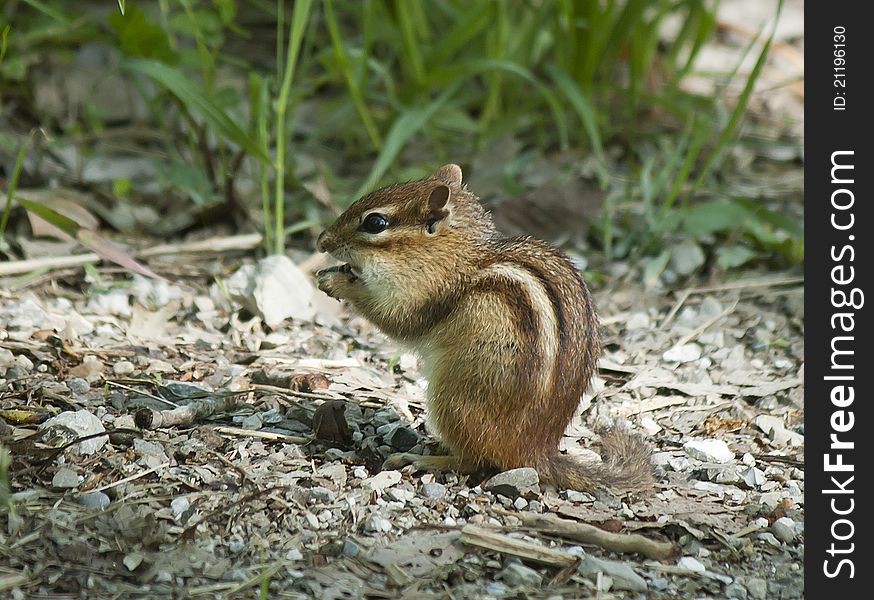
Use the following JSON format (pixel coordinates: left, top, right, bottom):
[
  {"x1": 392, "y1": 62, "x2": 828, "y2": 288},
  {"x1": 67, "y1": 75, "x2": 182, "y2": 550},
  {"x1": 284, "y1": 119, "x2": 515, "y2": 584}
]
[
  {"x1": 684, "y1": 439, "x2": 734, "y2": 463},
  {"x1": 771, "y1": 517, "x2": 796, "y2": 544},
  {"x1": 113, "y1": 360, "x2": 136, "y2": 376},
  {"x1": 77, "y1": 491, "x2": 110, "y2": 510},
  {"x1": 499, "y1": 562, "x2": 542, "y2": 587},
  {"x1": 677, "y1": 556, "x2": 706, "y2": 573},
  {"x1": 66, "y1": 377, "x2": 90, "y2": 395},
  {"x1": 421, "y1": 482, "x2": 446, "y2": 500}
]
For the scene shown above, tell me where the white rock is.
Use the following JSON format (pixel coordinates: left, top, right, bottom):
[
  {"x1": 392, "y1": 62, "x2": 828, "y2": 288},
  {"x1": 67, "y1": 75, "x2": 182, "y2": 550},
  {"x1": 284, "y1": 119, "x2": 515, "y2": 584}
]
[
  {"x1": 754, "y1": 415, "x2": 783, "y2": 435},
  {"x1": 364, "y1": 514, "x2": 392, "y2": 533},
  {"x1": 224, "y1": 255, "x2": 315, "y2": 327},
  {"x1": 771, "y1": 517, "x2": 796, "y2": 543},
  {"x1": 663, "y1": 343, "x2": 703, "y2": 364},
  {"x1": 669, "y1": 240, "x2": 705, "y2": 276},
  {"x1": 626, "y1": 312, "x2": 651, "y2": 330},
  {"x1": 40, "y1": 410, "x2": 108, "y2": 454},
  {"x1": 171, "y1": 496, "x2": 191, "y2": 517},
  {"x1": 684, "y1": 439, "x2": 734, "y2": 463},
  {"x1": 740, "y1": 466, "x2": 766, "y2": 487},
  {"x1": 677, "y1": 556, "x2": 707, "y2": 573},
  {"x1": 363, "y1": 470, "x2": 402, "y2": 492}
]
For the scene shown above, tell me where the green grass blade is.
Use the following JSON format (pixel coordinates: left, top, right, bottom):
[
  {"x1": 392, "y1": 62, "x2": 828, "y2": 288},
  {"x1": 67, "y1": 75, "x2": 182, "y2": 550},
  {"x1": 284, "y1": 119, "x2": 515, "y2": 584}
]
[
  {"x1": 1, "y1": 132, "x2": 33, "y2": 240},
  {"x1": 352, "y1": 81, "x2": 462, "y2": 201},
  {"x1": 124, "y1": 58, "x2": 270, "y2": 164},
  {"x1": 459, "y1": 59, "x2": 569, "y2": 149},
  {"x1": 324, "y1": 0, "x2": 382, "y2": 149},
  {"x1": 690, "y1": 0, "x2": 783, "y2": 193},
  {"x1": 272, "y1": 0, "x2": 313, "y2": 254},
  {"x1": 15, "y1": 197, "x2": 81, "y2": 237},
  {"x1": 545, "y1": 64, "x2": 608, "y2": 186}
]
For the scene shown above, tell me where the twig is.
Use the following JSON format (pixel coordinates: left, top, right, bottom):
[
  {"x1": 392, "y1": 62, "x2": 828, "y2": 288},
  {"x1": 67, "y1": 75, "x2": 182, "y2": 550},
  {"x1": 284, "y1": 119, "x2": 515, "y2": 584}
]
[
  {"x1": 670, "y1": 296, "x2": 740, "y2": 349},
  {"x1": 507, "y1": 512, "x2": 676, "y2": 561},
  {"x1": 0, "y1": 233, "x2": 263, "y2": 277},
  {"x1": 106, "y1": 380, "x2": 178, "y2": 409},
  {"x1": 660, "y1": 276, "x2": 802, "y2": 328},
  {"x1": 460, "y1": 524, "x2": 579, "y2": 568},
  {"x1": 211, "y1": 426, "x2": 308, "y2": 444},
  {"x1": 135, "y1": 394, "x2": 246, "y2": 429},
  {"x1": 91, "y1": 461, "x2": 171, "y2": 493}
]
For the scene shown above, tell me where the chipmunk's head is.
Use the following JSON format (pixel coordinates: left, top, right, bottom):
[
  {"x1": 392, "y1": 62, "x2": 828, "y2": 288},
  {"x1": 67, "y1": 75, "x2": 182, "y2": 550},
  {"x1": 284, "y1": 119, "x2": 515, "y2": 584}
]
[{"x1": 317, "y1": 164, "x2": 495, "y2": 287}]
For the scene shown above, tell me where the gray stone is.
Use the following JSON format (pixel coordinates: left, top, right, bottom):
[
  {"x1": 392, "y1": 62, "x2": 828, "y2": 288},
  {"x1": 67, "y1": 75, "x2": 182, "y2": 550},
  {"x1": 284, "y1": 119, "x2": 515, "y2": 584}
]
[
  {"x1": 577, "y1": 556, "x2": 647, "y2": 592},
  {"x1": 133, "y1": 439, "x2": 169, "y2": 466},
  {"x1": 240, "y1": 413, "x2": 263, "y2": 431},
  {"x1": 746, "y1": 577, "x2": 768, "y2": 600},
  {"x1": 669, "y1": 239, "x2": 705, "y2": 276},
  {"x1": 725, "y1": 582, "x2": 748, "y2": 600},
  {"x1": 771, "y1": 517, "x2": 796, "y2": 544},
  {"x1": 52, "y1": 467, "x2": 81, "y2": 489},
  {"x1": 385, "y1": 425, "x2": 420, "y2": 451},
  {"x1": 113, "y1": 360, "x2": 136, "y2": 376},
  {"x1": 484, "y1": 468, "x2": 540, "y2": 497},
  {"x1": 308, "y1": 487, "x2": 336, "y2": 503},
  {"x1": 77, "y1": 491, "x2": 110, "y2": 510},
  {"x1": 40, "y1": 410, "x2": 108, "y2": 455},
  {"x1": 66, "y1": 377, "x2": 90, "y2": 395},
  {"x1": 499, "y1": 562, "x2": 542, "y2": 587},
  {"x1": 342, "y1": 539, "x2": 360, "y2": 557},
  {"x1": 421, "y1": 482, "x2": 446, "y2": 500}
]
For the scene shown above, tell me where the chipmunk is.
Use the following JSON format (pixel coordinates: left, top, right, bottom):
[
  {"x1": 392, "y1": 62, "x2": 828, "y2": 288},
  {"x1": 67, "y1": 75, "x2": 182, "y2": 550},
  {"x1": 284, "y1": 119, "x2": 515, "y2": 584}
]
[{"x1": 316, "y1": 164, "x2": 653, "y2": 493}]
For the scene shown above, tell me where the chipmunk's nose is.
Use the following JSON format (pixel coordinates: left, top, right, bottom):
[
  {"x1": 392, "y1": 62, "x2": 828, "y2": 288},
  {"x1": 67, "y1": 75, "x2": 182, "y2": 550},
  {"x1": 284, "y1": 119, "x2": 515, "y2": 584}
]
[{"x1": 316, "y1": 230, "x2": 333, "y2": 253}]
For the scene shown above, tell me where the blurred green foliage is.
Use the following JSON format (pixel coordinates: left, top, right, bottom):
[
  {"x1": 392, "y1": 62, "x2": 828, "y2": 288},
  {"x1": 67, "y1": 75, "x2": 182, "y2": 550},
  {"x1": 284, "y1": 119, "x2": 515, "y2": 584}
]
[{"x1": 0, "y1": 0, "x2": 800, "y2": 274}]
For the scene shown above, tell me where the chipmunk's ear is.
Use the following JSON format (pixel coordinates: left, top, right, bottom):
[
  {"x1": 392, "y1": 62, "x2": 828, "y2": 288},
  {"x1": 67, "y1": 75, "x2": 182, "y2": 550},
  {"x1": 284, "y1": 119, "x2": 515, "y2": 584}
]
[
  {"x1": 431, "y1": 163, "x2": 462, "y2": 186},
  {"x1": 425, "y1": 184, "x2": 451, "y2": 234}
]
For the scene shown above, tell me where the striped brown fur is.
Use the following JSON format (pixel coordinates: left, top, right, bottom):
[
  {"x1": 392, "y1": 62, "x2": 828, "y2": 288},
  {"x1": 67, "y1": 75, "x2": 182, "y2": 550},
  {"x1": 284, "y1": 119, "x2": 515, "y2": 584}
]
[{"x1": 317, "y1": 164, "x2": 653, "y2": 493}]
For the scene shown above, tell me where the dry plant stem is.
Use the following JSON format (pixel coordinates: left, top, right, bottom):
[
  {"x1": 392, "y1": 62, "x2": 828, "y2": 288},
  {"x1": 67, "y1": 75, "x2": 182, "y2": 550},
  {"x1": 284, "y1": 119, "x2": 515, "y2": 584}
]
[
  {"x1": 671, "y1": 296, "x2": 739, "y2": 348},
  {"x1": 0, "y1": 233, "x2": 263, "y2": 277},
  {"x1": 91, "y1": 461, "x2": 171, "y2": 493},
  {"x1": 211, "y1": 426, "x2": 308, "y2": 444},
  {"x1": 134, "y1": 395, "x2": 245, "y2": 429},
  {"x1": 460, "y1": 524, "x2": 580, "y2": 568},
  {"x1": 660, "y1": 276, "x2": 803, "y2": 328},
  {"x1": 107, "y1": 380, "x2": 178, "y2": 409},
  {"x1": 508, "y1": 511, "x2": 677, "y2": 561}
]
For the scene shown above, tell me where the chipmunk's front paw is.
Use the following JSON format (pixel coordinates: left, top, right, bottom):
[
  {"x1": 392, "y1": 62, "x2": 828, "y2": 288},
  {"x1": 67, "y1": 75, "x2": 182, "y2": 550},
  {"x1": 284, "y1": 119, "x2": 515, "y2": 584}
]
[{"x1": 316, "y1": 264, "x2": 357, "y2": 299}]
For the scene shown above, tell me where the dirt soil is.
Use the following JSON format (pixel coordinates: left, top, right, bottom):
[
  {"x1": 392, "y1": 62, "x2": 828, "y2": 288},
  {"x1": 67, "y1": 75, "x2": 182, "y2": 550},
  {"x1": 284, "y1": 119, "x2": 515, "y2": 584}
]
[{"x1": 0, "y1": 261, "x2": 804, "y2": 600}]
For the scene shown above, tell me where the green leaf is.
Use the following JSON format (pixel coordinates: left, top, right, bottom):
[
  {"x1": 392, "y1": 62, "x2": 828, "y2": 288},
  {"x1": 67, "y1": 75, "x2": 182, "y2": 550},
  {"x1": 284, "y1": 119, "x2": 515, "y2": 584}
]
[
  {"x1": 124, "y1": 58, "x2": 270, "y2": 164},
  {"x1": 108, "y1": 5, "x2": 174, "y2": 62},
  {"x1": 682, "y1": 200, "x2": 752, "y2": 237},
  {"x1": 715, "y1": 245, "x2": 757, "y2": 269},
  {"x1": 154, "y1": 160, "x2": 218, "y2": 205},
  {"x1": 16, "y1": 197, "x2": 80, "y2": 237}
]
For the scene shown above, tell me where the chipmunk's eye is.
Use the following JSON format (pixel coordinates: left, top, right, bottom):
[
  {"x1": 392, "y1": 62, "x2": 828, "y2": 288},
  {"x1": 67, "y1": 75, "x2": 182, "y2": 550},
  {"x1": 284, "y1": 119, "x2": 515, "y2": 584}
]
[{"x1": 361, "y1": 213, "x2": 389, "y2": 234}]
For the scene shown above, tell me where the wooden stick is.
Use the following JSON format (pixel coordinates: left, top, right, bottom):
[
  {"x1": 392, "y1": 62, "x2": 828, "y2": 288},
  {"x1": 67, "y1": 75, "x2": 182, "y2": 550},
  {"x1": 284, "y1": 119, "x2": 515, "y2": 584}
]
[
  {"x1": 212, "y1": 426, "x2": 308, "y2": 444},
  {"x1": 0, "y1": 233, "x2": 263, "y2": 277},
  {"x1": 135, "y1": 395, "x2": 245, "y2": 429},
  {"x1": 460, "y1": 524, "x2": 579, "y2": 568},
  {"x1": 510, "y1": 512, "x2": 676, "y2": 561}
]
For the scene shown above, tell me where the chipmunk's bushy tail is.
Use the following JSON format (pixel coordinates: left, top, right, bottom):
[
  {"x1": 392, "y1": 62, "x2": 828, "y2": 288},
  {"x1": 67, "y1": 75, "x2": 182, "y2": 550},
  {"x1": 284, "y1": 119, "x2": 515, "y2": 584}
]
[{"x1": 538, "y1": 428, "x2": 654, "y2": 493}]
